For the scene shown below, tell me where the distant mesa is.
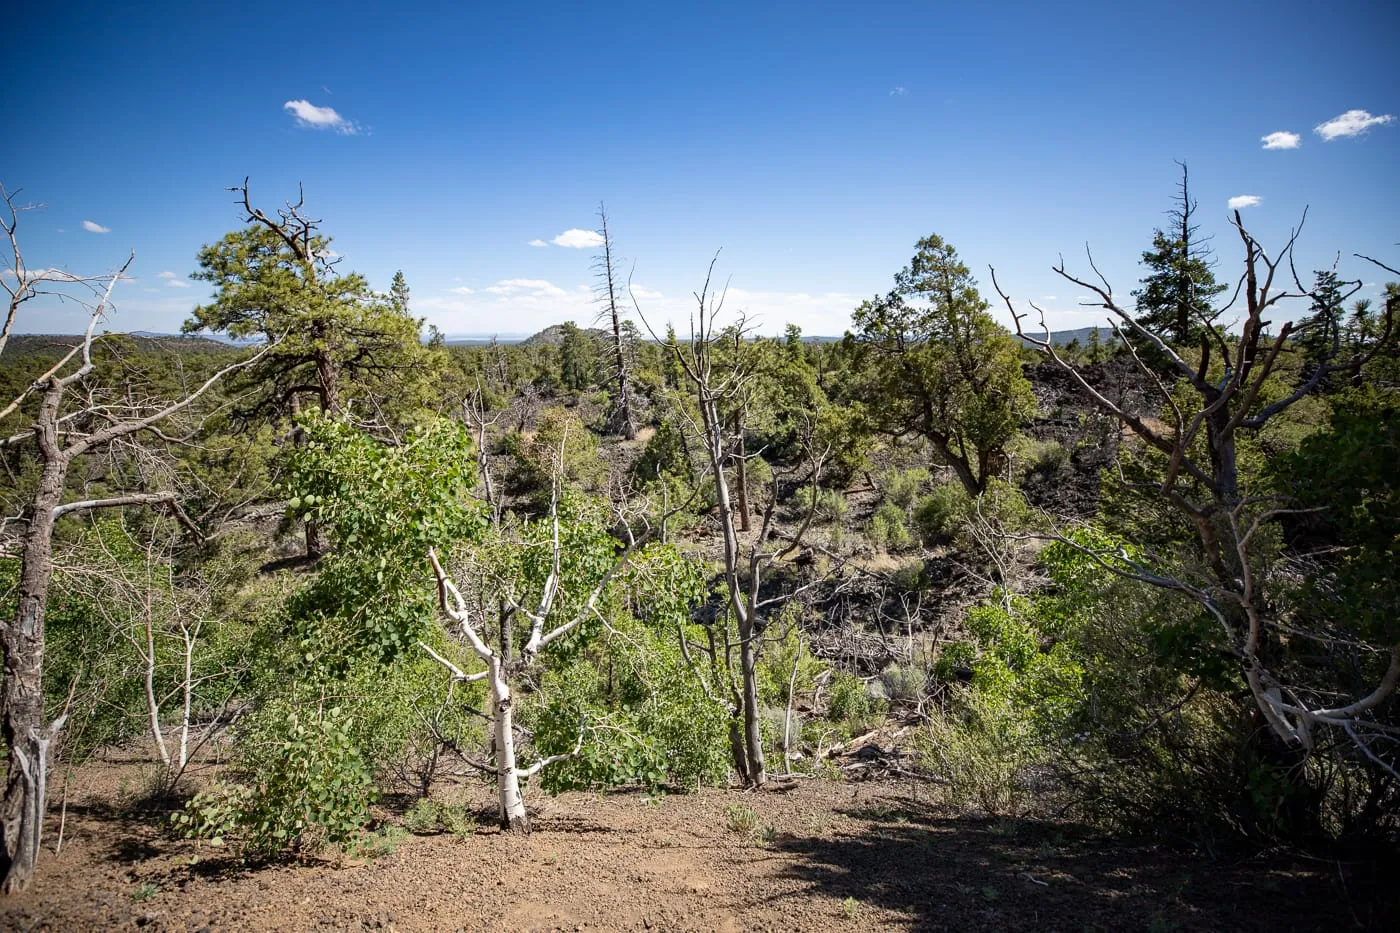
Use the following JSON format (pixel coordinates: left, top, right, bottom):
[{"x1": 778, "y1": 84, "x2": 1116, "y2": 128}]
[{"x1": 1015, "y1": 326, "x2": 1120, "y2": 348}]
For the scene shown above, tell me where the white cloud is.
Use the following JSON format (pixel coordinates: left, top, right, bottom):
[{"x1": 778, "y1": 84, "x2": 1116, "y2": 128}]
[
  {"x1": 528, "y1": 239, "x2": 548, "y2": 248},
  {"x1": 283, "y1": 99, "x2": 360, "y2": 135},
  {"x1": 165, "y1": 278, "x2": 191, "y2": 288},
  {"x1": 629, "y1": 284, "x2": 664, "y2": 300},
  {"x1": 1040, "y1": 295, "x2": 1057, "y2": 301},
  {"x1": 1228, "y1": 194, "x2": 1262, "y2": 210},
  {"x1": 82, "y1": 220, "x2": 110, "y2": 234},
  {"x1": 551, "y1": 229, "x2": 604, "y2": 249},
  {"x1": 450, "y1": 286, "x2": 475, "y2": 295},
  {"x1": 889, "y1": 86, "x2": 907, "y2": 97},
  {"x1": 1314, "y1": 109, "x2": 1396, "y2": 141},
  {"x1": 483, "y1": 278, "x2": 568, "y2": 298},
  {"x1": 1260, "y1": 131, "x2": 1301, "y2": 150},
  {"x1": 157, "y1": 270, "x2": 177, "y2": 279}
]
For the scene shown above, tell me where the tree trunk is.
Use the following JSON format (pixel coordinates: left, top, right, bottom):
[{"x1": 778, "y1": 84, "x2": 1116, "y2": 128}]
[
  {"x1": 739, "y1": 619, "x2": 766, "y2": 786},
  {"x1": 314, "y1": 347, "x2": 342, "y2": 417},
  {"x1": 728, "y1": 720, "x2": 750, "y2": 783},
  {"x1": 490, "y1": 664, "x2": 529, "y2": 833},
  {"x1": 1, "y1": 454, "x2": 66, "y2": 894}
]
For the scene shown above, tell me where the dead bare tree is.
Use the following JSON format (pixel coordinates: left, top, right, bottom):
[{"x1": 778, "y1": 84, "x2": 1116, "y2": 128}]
[
  {"x1": 991, "y1": 210, "x2": 1398, "y2": 771},
  {"x1": 592, "y1": 204, "x2": 638, "y2": 439},
  {"x1": 632, "y1": 257, "x2": 829, "y2": 786},
  {"x1": 54, "y1": 520, "x2": 242, "y2": 794},
  {"x1": 0, "y1": 193, "x2": 273, "y2": 892},
  {"x1": 462, "y1": 381, "x2": 505, "y2": 525}
]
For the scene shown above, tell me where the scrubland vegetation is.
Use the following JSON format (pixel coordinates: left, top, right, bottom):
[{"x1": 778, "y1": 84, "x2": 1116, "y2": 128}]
[{"x1": 1, "y1": 173, "x2": 1397, "y2": 928}]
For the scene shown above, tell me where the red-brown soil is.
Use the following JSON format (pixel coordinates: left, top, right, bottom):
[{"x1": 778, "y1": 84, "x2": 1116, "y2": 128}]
[{"x1": 1, "y1": 760, "x2": 1392, "y2": 932}]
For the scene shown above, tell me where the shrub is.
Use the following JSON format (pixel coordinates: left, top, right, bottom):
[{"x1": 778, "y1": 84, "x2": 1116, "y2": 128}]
[
  {"x1": 881, "y1": 468, "x2": 930, "y2": 510},
  {"x1": 175, "y1": 701, "x2": 374, "y2": 857},
  {"x1": 800, "y1": 487, "x2": 851, "y2": 525},
  {"x1": 878, "y1": 663, "x2": 927, "y2": 706},
  {"x1": 502, "y1": 407, "x2": 608, "y2": 499},
  {"x1": 913, "y1": 689, "x2": 1043, "y2": 815},
  {"x1": 402, "y1": 798, "x2": 476, "y2": 838},
  {"x1": 1014, "y1": 437, "x2": 1069, "y2": 479},
  {"x1": 914, "y1": 484, "x2": 971, "y2": 544},
  {"x1": 867, "y1": 502, "x2": 914, "y2": 552},
  {"x1": 826, "y1": 672, "x2": 885, "y2": 735},
  {"x1": 724, "y1": 803, "x2": 759, "y2": 835}
]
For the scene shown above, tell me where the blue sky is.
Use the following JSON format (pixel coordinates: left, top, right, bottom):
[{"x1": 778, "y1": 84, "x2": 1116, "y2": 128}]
[{"x1": 6, "y1": 0, "x2": 1397, "y2": 338}]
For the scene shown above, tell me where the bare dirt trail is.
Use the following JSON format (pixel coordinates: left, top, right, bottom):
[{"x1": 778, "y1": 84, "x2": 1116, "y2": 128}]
[{"x1": 0, "y1": 766, "x2": 1392, "y2": 932}]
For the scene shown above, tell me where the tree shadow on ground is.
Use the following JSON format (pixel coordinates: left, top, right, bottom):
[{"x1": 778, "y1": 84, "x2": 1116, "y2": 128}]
[{"x1": 770, "y1": 794, "x2": 1398, "y2": 932}]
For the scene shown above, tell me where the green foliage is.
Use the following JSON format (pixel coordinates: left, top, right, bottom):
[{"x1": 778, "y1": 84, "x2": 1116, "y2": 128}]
[
  {"x1": 813, "y1": 403, "x2": 874, "y2": 486},
  {"x1": 866, "y1": 502, "x2": 913, "y2": 552},
  {"x1": 1014, "y1": 437, "x2": 1069, "y2": 479},
  {"x1": 185, "y1": 223, "x2": 440, "y2": 424},
  {"x1": 757, "y1": 619, "x2": 826, "y2": 709},
  {"x1": 826, "y1": 672, "x2": 885, "y2": 735},
  {"x1": 631, "y1": 419, "x2": 691, "y2": 485},
  {"x1": 558, "y1": 322, "x2": 601, "y2": 391},
  {"x1": 1130, "y1": 169, "x2": 1227, "y2": 347},
  {"x1": 847, "y1": 233, "x2": 1036, "y2": 495},
  {"x1": 724, "y1": 803, "x2": 759, "y2": 835},
  {"x1": 877, "y1": 663, "x2": 927, "y2": 705},
  {"x1": 801, "y1": 487, "x2": 850, "y2": 525},
  {"x1": 881, "y1": 468, "x2": 930, "y2": 511},
  {"x1": 1278, "y1": 386, "x2": 1400, "y2": 644},
  {"x1": 285, "y1": 415, "x2": 483, "y2": 662},
  {"x1": 915, "y1": 690, "x2": 1043, "y2": 815},
  {"x1": 914, "y1": 483, "x2": 971, "y2": 544},
  {"x1": 402, "y1": 798, "x2": 476, "y2": 838},
  {"x1": 175, "y1": 701, "x2": 374, "y2": 857},
  {"x1": 531, "y1": 609, "x2": 730, "y2": 793},
  {"x1": 503, "y1": 407, "x2": 609, "y2": 500}
]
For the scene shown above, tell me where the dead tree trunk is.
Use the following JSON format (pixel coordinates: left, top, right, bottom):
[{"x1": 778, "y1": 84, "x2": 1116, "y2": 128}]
[
  {"x1": 594, "y1": 205, "x2": 637, "y2": 439},
  {"x1": 633, "y1": 257, "x2": 830, "y2": 788}
]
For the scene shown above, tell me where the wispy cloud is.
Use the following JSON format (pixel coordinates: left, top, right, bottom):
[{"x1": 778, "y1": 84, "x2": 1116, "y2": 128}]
[
  {"x1": 157, "y1": 270, "x2": 177, "y2": 279},
  {"x1": 889, "y1": 86, "x2": 907, "y2": 97},
  {"x1": 82, "y1": 220, "x2": 110, "y2": 234},
  {"x1": 629, "y1": 284, "x2": 664, "y2": 300},
  {"x1": 550, "y1": 229, "x2": 604, "y2": 249},
  {"x1": 283, "y1": 99, "x2": 361, "y2": 135},
  {"x1": 1314, "y1": 109, "x2": 1395, "y2": 141},
  {"x1": 165, "y1": 278, "x2": 191, "y2": 288},
  {"x1": 450, "y1": 286, "x2": 475, "y2": 295},
  {"x1": 528, "y1": 239, "x2": 548, "y2": 248},
  {"x1": 484, "y1": 278, "x2": 567, "y2": 298},
  {"x1": 1260, "y1": 131, "x2": 1301, "y2": 150},
  {"x1": 1228, "y1": 195, "x2": 1262, "y2": 210}
]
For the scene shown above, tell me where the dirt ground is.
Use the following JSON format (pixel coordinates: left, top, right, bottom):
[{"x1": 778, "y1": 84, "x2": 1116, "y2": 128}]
[{"x1": 1, "y1": 760, "x2": 1394, "y2": 933}]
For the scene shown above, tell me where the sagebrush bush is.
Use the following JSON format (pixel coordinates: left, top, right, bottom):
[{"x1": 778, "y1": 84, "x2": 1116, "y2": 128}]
[
  {"x1": 867, "y1": 502, "x2": 914, "y2": 552},
  {"x1": 826, "y1": 672, "x2": 885, "y2": 735},
  {"x1": 878, "y1": 663, "x2": 928, "y2": 705},
  {"x1": 914, "y1": 484, "x2": 970, "y2": 544},
  {"x1": 914, "y1": 690, "x2": 1045, "y2": 816},
  {"x1": 881, "y1": 468, "x2": 930, "y2": 510}
]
